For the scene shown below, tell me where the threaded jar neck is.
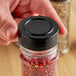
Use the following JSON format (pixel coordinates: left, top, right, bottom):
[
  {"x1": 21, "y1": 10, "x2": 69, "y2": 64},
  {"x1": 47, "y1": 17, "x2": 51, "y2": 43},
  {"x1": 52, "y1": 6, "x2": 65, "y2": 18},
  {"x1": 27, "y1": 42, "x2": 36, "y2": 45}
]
[{"x1": 20, "y1": 45, "x2": 58, "y2": 61}]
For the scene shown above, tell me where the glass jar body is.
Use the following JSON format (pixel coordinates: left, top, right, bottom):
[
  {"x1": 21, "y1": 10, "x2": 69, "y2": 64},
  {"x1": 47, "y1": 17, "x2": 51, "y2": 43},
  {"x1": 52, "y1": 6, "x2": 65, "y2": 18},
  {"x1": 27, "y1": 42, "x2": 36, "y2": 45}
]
[
  {"x1": 50, "y1": 0, "x2": 70, "y2": 55},
  {"x1": 20, "y1": 46, "x2": 58, "y2": 76}
]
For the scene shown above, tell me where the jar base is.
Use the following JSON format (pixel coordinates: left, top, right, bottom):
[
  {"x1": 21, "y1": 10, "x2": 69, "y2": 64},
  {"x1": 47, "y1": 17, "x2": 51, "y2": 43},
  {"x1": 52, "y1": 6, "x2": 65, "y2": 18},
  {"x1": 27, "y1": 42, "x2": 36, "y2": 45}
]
[
  {"x1": 13, "y1": 42, "x2": 20, "y2": 47},
  {"x1": 59, "y1": 48, "x2": 69, "y2": 56}
]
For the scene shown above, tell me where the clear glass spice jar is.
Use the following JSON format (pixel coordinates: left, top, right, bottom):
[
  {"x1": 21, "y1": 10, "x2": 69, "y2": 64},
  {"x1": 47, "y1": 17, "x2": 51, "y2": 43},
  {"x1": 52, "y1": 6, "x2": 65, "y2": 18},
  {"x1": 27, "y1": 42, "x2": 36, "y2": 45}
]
[
  {"x1": 50, "y1": 0, "x2": 70, "y2": 55},
  {"x1": 18, "y1": 16, "x2": 59, "y2": 76}
]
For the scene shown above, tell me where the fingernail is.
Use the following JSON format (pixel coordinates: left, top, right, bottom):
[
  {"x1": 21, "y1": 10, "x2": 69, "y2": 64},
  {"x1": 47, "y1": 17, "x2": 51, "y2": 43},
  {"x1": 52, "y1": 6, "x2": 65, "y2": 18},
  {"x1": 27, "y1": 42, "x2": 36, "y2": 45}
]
[{"x1": 7, "y1": 27, "x2": 17, "y2": 40}]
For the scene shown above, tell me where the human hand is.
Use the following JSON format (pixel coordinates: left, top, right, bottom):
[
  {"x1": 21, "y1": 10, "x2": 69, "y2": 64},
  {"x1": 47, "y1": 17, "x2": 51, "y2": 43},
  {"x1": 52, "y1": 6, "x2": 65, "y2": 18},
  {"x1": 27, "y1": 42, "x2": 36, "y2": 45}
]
[{"x1": 0, "y1": 0, "x2": 67, "y2": 45}]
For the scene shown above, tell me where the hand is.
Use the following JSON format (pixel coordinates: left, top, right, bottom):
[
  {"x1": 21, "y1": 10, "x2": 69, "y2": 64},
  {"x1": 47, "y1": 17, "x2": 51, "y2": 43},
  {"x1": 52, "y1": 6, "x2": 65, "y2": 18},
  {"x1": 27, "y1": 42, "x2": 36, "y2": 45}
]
[{"x1": 0, "y1": 0, "x2": 67, "y2": 45}]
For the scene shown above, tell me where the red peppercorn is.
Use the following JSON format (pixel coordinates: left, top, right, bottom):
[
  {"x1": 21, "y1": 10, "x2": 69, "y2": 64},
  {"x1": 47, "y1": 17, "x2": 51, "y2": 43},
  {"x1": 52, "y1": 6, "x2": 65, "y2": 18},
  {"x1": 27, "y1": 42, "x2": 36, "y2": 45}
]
[{"x1": 20, "y1": 51, "x2": 58, "y2": 76}]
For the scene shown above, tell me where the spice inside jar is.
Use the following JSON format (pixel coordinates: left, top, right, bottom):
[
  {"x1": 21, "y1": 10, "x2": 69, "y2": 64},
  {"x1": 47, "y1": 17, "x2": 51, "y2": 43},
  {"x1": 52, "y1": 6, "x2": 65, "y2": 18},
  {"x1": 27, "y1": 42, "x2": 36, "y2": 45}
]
[{"x1": 20, "y1": 47, "x2": 58, "y2": 76}]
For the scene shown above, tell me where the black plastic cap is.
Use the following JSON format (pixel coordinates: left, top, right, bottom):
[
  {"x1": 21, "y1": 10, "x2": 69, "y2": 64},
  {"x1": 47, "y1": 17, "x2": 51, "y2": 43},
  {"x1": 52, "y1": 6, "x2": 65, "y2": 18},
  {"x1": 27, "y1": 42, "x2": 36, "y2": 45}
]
[{"x1": 18, "y1": 16, "x2": 59, "y2": 51}]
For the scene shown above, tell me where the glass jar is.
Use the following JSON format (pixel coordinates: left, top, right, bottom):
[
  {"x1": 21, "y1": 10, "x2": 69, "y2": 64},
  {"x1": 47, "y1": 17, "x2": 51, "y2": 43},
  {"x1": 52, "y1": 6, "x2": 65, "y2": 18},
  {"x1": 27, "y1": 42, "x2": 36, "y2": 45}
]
[
  {"x1": 20, "y1": 46, "x2": 58, "y2": 76},
  {"x1": 50, "y1": 0, "x2": 70, "y2": 55},
  {"x1": 18, "y1": 16, "x2": 59, "y2": 76}
]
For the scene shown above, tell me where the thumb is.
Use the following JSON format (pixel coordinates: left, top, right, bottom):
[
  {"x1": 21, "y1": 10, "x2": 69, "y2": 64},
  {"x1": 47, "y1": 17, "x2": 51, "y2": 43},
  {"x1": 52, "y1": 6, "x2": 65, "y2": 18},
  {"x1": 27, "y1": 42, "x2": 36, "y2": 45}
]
[{"x1": 0, "y1": 7, "x2": 17, "y2": 44}]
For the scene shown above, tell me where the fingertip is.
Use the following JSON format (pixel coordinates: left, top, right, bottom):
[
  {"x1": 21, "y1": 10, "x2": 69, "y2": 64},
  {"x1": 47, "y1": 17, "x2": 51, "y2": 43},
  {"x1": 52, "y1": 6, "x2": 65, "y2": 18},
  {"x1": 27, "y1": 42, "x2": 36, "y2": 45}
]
[
  {"x1": 59, "y1": 26, "x2": 67, "y2": 35},
  {"x1": 6, "y1": 25, "x2": 18, "y2": 41},
  {"x1": 53, "y1": 18, "x2": 67, "y2": 35}
]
